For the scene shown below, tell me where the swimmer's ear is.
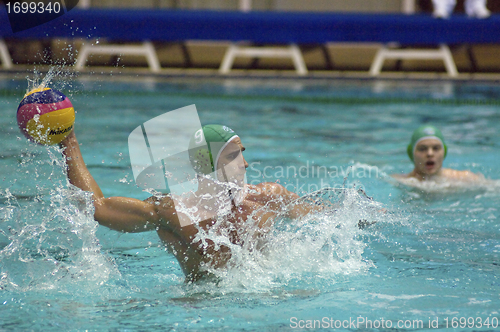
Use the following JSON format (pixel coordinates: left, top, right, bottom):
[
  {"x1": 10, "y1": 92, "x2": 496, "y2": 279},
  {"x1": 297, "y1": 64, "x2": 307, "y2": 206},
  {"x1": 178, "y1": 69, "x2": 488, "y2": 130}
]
[
  {"x1": 407, "y1": 144, "x2": 414, "y2": 162},
  {"x1": 444, "y1": 144, "x2": 448, "y2": 159}
]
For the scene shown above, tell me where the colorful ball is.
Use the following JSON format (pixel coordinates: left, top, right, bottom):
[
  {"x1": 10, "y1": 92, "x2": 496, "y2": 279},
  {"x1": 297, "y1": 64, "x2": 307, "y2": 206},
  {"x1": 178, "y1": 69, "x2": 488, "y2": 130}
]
[{"x1": 17, "y1": 87, "x2": 75, "y2": 145}]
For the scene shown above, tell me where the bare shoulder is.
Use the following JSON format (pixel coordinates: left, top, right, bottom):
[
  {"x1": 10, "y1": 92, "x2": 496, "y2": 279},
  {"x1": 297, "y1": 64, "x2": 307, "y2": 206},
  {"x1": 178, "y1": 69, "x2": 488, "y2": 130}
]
[
  {"x1": 391, "y1": 173, "x2": 410, "y2": 180},
  {"x1": 249, "y1": 182, "x2": 299, "y2": 203},
  {"x1": 253, "y1": 182, "x2": 285, "y2": 194},
  {"x1": 441, "y1": 168, "x2": 483, "y2": 181}
]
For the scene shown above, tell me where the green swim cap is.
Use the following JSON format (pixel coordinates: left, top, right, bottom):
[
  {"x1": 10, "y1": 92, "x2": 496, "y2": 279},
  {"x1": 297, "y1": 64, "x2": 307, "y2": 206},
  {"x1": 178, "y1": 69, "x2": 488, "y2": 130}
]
[
  {"x1": 188, "y1": 124, "x2": 239, "y2": 177},
  {"x1": 407, "y1": 125, "x2": 447, "y2": 162}
]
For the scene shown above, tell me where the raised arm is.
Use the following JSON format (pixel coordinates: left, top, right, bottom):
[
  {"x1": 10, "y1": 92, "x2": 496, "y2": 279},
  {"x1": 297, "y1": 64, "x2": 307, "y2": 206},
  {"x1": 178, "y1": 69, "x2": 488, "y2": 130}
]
[{"x1": 59, "y1": 130, "x2": 166, "y2": 233}]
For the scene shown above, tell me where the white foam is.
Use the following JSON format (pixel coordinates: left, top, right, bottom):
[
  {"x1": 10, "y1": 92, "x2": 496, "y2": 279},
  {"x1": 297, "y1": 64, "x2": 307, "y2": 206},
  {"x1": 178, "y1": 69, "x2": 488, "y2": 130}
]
[
  {"x1": 0, "y1": 180, "x2": 119, "y2": 292},
  {"x1": 392, "y1": 175, "x2": 500, "y2": 194},
  {"x1": 187, "y1": 186, "x2": 388, "y2": 293}
]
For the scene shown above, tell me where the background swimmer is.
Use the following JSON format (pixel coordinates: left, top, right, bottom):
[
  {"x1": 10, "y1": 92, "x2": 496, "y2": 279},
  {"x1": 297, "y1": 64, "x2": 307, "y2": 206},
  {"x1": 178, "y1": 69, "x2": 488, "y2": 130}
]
[{"x1": 392, "y1": 125, "x2": 483, "y2": 184}]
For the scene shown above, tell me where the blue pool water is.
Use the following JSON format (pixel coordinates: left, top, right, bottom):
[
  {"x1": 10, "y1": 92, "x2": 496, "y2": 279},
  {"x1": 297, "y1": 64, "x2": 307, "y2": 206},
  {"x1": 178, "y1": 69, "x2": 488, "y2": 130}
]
[{"x1": 1, "y1": 72, "x2": 500, "y2": 331}]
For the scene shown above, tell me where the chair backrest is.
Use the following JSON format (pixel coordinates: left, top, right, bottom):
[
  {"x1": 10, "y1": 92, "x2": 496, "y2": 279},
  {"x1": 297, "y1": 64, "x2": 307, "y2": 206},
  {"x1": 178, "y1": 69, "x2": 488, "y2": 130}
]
[
  {"x1": 77, "y1": 0, "x2": 90, "y2": 9},
  {"x1": 239, "y1": 0, "x2": 251, "y2": 12},
  {"x1": 401, "y1": 0, "x2": 416, "y2": 14}
]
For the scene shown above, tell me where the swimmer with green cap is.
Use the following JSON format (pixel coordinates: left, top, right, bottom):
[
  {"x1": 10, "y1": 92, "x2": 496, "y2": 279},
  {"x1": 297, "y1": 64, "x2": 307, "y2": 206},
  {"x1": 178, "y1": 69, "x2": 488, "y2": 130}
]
[
  {"x1": 59, "y1": 123, "x2": 325, "y2": 282},
  {"x1": 393, "y1": 125, "x2": 482, "y2": 182},
  {"x1": 186, "y1": 124, "x2": 248, "y2": 215},
  {"x1": 188, "y1": 124, "x2": 244, "y2": 184}
]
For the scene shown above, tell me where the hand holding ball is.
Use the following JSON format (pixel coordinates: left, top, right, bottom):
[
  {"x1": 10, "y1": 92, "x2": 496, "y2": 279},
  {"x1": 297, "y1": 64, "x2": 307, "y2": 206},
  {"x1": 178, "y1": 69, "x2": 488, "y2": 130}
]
[{"x1": 17, "y1": 87, "x2": 75, "y2": 145}]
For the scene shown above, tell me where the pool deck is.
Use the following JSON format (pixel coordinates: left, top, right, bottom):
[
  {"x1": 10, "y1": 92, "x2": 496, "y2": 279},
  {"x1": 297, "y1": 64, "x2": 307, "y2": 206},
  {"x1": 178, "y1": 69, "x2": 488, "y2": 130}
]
[
  {"x1": 2, "y1": 37, "x2": 500, "y2": 82},
  {"x1": 2, "y1": 64, "x2": 500, "y2": 83}
]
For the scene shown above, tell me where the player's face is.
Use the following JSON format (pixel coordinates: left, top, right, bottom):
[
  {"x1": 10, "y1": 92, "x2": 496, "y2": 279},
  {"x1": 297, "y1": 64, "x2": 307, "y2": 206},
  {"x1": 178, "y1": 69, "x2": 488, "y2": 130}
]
[
  {"x1": 413, "y1": 138, "x2": 444, "y2": 176},
  {"x1": 217, "y1": 137, "x2": 248, "y2": 186}
]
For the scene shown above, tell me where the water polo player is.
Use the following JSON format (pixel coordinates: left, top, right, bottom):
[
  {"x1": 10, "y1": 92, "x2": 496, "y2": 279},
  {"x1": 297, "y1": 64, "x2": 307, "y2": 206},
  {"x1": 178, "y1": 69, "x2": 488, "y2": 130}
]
[
  {"x1": 60, "y1": 124, "x2": 323, "y2": 282},
  {"x1": 392, "y1": 125, "x2": 482, "y2": 183},
  {"x1": 188, "y1": 124, "x2": 247, "y2": 188}
]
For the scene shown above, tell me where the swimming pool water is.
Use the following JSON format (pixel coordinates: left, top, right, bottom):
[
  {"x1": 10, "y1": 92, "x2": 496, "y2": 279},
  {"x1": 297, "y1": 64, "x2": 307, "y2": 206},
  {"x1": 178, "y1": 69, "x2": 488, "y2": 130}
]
[{"x1": 1, "y1": 73, "x2": 499, "y2": 331}]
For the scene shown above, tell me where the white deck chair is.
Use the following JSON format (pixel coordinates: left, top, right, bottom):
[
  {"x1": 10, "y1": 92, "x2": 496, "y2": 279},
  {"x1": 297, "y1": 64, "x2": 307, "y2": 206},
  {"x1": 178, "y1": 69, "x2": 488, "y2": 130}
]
[
  {"x1": 73, "y1": 0, "x2": 161, "y2": 72},
  {"x1": 219, "y1": 0, "x2": 308, "y2": 75},
  {"x1": 369, "y1": 0, "x2": 458, "y2": 77},
  {"x1": 0, "y1": 39, "x2": 13, "y2": 69}
]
